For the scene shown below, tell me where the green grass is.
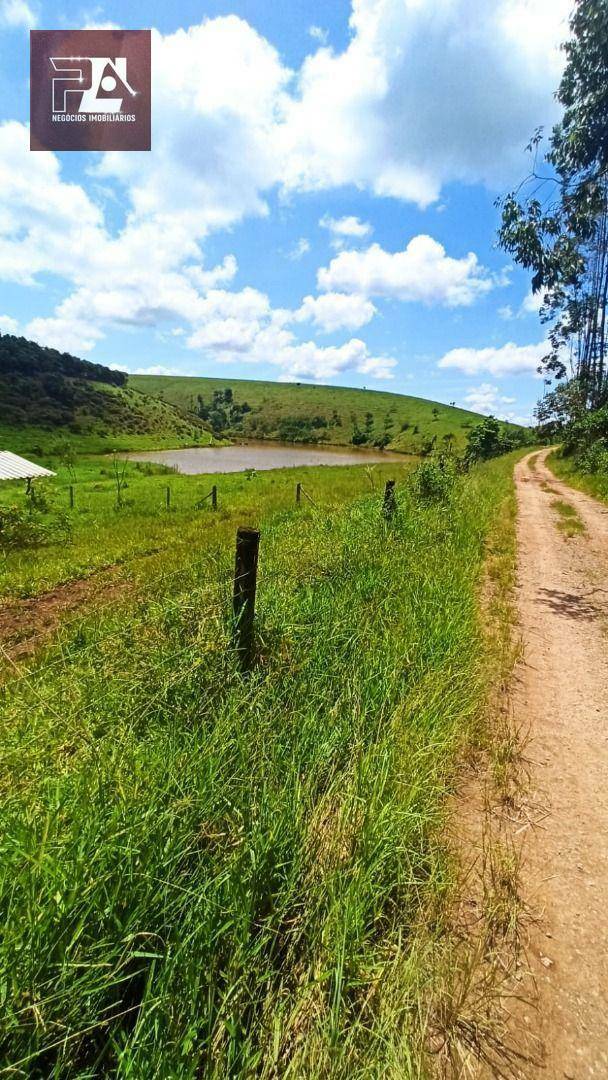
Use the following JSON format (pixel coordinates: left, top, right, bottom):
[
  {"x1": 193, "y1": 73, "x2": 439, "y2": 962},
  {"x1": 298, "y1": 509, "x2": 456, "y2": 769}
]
[
  {"x1": 130, "y1": 374, "x2": 518, "y2": 453},
  {"x1": 551, "y1": 498, "x2": 586, "y2": 536},
  {"x1": 0, "y1": 451, "x2": 522, "y2": 1076},
  {"x1": 548, "y1": 449, "x2": 608, "y2": 504},
  {"x1": 0, "y1": 459, "x2": 412, "y2": 600}
]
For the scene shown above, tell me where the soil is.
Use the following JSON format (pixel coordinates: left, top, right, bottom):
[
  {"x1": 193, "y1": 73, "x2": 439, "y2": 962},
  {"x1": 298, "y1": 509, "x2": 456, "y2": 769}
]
[
  {"x1": 0, "y1": 572, "x2": 131, "y2": 662},
  {"x1": 508, "y1": 449, "x2": 608, "y2": 1077}
]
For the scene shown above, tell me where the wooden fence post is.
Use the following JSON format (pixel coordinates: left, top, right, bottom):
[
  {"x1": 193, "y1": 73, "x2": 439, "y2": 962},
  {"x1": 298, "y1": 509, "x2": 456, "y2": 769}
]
[
  {"x1": 166, "y1": 485, "x2": 171, "y2": 510},
  {"x1": 383, "y1": 479, "x2": 396, "y2": 519},
  {"x1": 69, "y1": 485, "x2": 74, "y2": 510},
  {"x1": 211, "y1": 485, "x2": 218, "y2": 510},
  {"x1": 232, "y1": 527, "x2": 260, "y2": 671},
  {"x1": 296, "y1": 482, "x2": 302, "y2": 505}
]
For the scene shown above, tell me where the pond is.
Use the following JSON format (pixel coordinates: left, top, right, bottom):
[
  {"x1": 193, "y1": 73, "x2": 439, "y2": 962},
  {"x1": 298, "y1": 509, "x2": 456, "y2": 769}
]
[{"x1": 124, "y1": 440, "x2": 408, "y2": 475}]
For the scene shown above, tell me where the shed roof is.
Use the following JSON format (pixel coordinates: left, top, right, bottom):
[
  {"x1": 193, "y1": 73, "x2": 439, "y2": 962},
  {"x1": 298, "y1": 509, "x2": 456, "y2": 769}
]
[{"x1": 0, "y1": 451, "x2": 55, "y2": 481}]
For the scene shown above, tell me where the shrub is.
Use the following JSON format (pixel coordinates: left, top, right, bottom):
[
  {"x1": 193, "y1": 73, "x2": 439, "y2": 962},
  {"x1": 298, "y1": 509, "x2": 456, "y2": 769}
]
[
  {"x1": 410, "y1": 456, "x2": 456, "y2": 502},
  {"x1": 0, "y1": 487, "x2": 72, "y2": 552},
  {"x1": 577, "y1": 439, "x2": 608, "y2": 474}
]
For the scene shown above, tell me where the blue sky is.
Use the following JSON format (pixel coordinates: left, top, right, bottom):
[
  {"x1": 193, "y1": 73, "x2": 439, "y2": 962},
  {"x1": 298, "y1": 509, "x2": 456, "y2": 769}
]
[{"x1": 0, "y1": 0, "x2": 573, "y2": 423}]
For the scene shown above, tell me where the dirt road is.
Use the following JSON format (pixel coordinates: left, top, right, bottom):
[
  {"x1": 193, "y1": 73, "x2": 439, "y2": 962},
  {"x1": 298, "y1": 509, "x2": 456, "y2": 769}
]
[{"x1": 510, "y1": 449, "x2": 608, "y2": 1076}]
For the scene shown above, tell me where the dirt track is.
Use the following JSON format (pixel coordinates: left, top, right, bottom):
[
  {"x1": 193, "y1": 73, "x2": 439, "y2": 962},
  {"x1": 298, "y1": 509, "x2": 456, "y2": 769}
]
[{"x1": 510, "y1": 450, "x2": 608, "y2": 1076}]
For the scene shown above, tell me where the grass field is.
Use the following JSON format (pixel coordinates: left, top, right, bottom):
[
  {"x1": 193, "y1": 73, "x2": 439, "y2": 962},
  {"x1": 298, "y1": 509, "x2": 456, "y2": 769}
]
[
  {"x1": 548, "y1": 449, "x2": 608, "y2": 503},
  {"x1": 0, "y1": 450, "x2": 521, "y2": 1076},
  {"x1": 0, "y1": 458, "x2": 412, "y2": 600},
  {"x1": 130, "y1": 374, "x2": 504, "y2": 453}
]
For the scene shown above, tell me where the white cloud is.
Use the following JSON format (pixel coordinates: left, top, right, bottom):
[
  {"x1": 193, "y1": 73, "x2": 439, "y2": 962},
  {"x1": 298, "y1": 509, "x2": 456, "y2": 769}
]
[
  {"x1": 0, "y1": 315, "x2": 19, "y2": 334},
  {"x1": 520, "y1": 289, "x2": 544, "y2": 316},
  {"x1": 132, "y1": 364, "x2": 187, "y2": 376},
  {"x1": 438, "y1": 340, "x2": 547, "y2": 376},
  {"x1": 0, "y1": 0, "x2": 37, "y2": 29},
  {"x1": 320, "y1": 214, "x2": 373, "y2": 244},
  {"x1": 96, "y1": 18, "x2": 292, "y2": 238},
  {"x1": 0, "y1": 3, "x2": 571, "y2": 386},
  {"x1": 462, "y1": 382, "x2": 531, "y2": 425},
  {"x1": 293, "y1": 292, "x2": 376, "y2": 333},
  {"x1": 287, "y1": 237, "x2": 311, "y2": 260},
  {"x1": 183, "y1": 290, "x2": 392, "y2": 380},
  {"x1": 186, "y1": 255, "x2": 238, "y2": 290},
  {"x1": 318, "y1": 235, "x2": 498, "y2": 307},
  {"x1": 499, "y1": 289, "x2": 545, "y2": 321},
  {"x1": 281, "y1": 0, "x2": 571, "y2": 206},
  {"x1": 463, "y1": 382, "x2": 515, "y2": 413}
]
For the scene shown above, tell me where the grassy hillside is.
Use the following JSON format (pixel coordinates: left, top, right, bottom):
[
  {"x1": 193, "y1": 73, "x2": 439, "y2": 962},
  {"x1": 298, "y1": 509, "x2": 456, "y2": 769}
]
[
  {"x1": 0, "y1": 334, "x2": 214, "y2": 456},
  {"x1": 131, "y1": 374, "x2": 520, "y2": 452},
  {"x1": 0, "y1": 451, "x2": 521, "y2": 1074}
]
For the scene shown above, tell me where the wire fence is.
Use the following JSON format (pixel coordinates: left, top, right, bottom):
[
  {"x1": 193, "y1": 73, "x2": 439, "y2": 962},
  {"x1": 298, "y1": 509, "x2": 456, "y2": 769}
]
[{"x1": 0, "y1": 479, "x2": 400, "y2": 700}]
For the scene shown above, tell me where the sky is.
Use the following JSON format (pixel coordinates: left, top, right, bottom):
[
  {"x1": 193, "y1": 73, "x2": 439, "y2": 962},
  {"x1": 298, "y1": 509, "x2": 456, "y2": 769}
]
[{"x1": 0, "y1": 0, "x2": 574, "y2": 424}]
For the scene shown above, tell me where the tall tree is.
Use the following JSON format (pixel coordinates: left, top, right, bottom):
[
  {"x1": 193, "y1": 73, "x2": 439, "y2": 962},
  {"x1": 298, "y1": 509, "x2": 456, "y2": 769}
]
[{"x1": 498, "y1": 0, "x2": 608, "y2": 417}]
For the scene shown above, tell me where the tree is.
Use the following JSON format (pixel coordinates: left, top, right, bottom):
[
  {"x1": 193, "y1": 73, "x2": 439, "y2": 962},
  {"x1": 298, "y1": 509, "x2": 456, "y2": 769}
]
[
  {"x1": 465, "y1": 417, "x2": 503, "y2": 462},
  {"x1": 497, "y1": 0, "x2": 608, "y2": 418}
]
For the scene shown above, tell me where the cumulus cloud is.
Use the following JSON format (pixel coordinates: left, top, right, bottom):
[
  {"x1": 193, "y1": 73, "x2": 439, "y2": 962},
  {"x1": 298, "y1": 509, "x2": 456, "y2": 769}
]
[
  {"x1": 96, "y1": 18, "x2": 292, "y2": 239},
  {"x1": 463, "y1": 383, "x2": 515, "y2": 413},
  {"x1": 320, "y1": 214, "x2": 373, "y2": 248},
  {"x1": 462, "y1": 382, "x2": 532, "y2": 425},
  {"x1": 281, "y1": 0, "x2": 571, "y2": 206},
  {"x1": 438, "y1": 340, "x2": 547, "y2": 376},
  {"x1": 318, "y1": 235, "x2": 498, "y2": 307},
  {"x1": 0, "y1": 0, "x2": 37, "y2": 29},
  {"x1": 0, "y1": 1, "x2": 571, "y2": 384},
  {"x1": 520, "y1": 289, "x2": 544, "y2": 316},
  {"x1": 293, "y1": 292, "x2": 376, "y2": 333},
  {"x1": 0, "y1": 314, "x2": 19, "y2": 334},
  {"x1": 183, "y1": 291, "x2": 392, "y2": 380}
]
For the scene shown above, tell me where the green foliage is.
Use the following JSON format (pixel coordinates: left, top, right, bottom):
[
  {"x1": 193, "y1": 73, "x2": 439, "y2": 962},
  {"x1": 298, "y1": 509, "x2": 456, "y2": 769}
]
[
  {"x1": 0, "y1": 334, "x2": 212, "y2": 452},
  {"x1": 410, "y1": 455, "x2": 457, "y2": 502},
  {"x1": 195, "y1": 388, "x2": 251, "y2": 435},
  {"x1": 465, "y1": 416, "x2": 528, "y2": 463},
  {"x1": 498, "y1": 0, "x2": 608, "y2": 412},
  {"x1": 277, "y1": 415, "x2": 327, "y2": 443},
  {"x1": 0, "y1": 485, "x2": 71, "y2": 552}
]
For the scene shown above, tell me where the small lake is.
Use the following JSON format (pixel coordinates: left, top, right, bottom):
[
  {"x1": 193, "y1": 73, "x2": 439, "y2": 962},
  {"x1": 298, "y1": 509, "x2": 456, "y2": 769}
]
[{"x1": 125, "y1": 440, "x2": 408, "y2": 475}]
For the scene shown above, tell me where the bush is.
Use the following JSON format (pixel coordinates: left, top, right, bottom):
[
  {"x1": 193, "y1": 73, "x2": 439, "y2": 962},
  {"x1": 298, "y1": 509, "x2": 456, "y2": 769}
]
[
  {"x1": 410, "y1": 456, "x2": 456, "y2": 502},
  {"x1": 576, "y1": 439, "x2": 608, "y2": 474},
  {"x1": 0, "y1": 489, "x2": 72, "y2": 552}
]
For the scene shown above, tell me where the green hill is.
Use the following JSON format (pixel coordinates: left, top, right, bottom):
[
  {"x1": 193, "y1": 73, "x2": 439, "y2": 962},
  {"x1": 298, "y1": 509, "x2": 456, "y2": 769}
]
[
  {"x1": 0, "y1": 334, "x2": 213, "y2": 456},
  {"x1": 130, "y1": 373, "x2": 522, "y2": 453}
]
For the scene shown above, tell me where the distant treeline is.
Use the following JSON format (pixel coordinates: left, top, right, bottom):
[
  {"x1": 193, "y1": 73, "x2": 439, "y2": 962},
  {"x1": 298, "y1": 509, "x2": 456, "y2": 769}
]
[
  {"x1": 0, "y1": 333, "x2": 131, "y2": 432},
  {"x1": 0, "y1": 334, "x2": 126, "y2": 387}
]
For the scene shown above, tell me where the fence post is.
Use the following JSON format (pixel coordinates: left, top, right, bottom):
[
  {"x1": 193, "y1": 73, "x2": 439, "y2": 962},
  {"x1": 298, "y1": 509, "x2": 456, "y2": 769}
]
[
  {"x1": 232, "y1": 526, "x2": 260, "y2": 671},
  {"x1": 166, "y1": 485, "x2": 171, "y2": 510},
  {"x1": 296, "y1": 482, "x2": 302, "y2": 505},
  {"x1": 211, "y1": 485, "x2": 218, "y2": 510},
  {"x1": 69, "y1": 485, "x2": 74, "y2": 510},
  {"x1": 382, "y1": 479, "x2": 396, "y2": 519}
]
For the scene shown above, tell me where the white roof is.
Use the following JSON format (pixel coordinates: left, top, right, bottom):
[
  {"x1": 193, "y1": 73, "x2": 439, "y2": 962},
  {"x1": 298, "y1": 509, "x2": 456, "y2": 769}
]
[{"x1": 0, "y1": 451, "x2": 55, "y2": 481}]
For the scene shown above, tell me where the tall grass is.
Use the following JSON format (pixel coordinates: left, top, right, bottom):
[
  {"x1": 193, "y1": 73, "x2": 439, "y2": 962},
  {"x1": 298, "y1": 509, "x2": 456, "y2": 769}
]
[{"x1": 0, "y1": 454, "x2": 517, "y2": 1077}]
